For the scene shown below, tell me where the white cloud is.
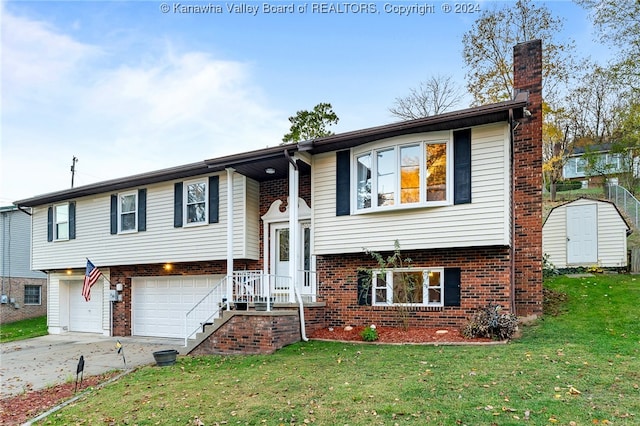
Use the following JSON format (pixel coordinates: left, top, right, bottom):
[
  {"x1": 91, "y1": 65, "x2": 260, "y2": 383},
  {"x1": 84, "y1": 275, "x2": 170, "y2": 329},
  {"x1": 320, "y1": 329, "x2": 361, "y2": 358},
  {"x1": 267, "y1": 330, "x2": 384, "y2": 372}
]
[{"x1": 1, "y1": 7, "x2": 287, "y2": 204}]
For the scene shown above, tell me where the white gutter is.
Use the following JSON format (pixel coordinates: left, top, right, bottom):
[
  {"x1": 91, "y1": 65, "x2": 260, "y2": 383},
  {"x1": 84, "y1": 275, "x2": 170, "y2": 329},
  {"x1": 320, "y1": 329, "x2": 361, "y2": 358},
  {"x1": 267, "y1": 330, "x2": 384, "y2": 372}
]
[{"x1": 226, "y1": 168, "x2": 235, "y2": 308}]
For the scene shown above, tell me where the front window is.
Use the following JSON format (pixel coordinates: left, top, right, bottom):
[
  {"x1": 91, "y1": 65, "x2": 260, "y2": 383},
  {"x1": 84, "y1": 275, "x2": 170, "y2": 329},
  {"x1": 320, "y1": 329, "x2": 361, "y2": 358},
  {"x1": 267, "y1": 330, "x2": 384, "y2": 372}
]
[
  {"x1": 354, "y1": 139, "x2": 449, "y2": 211},
  {"x1": 54, "y1": 204, "x2": 69, "y2": 240},
  {"x1": 185, "y1": 180, "x2": 207, "y2": 224},
  {"x1": 24, "y1": 285, "x2": 41, "y2": 305},
  {"x1": 373, "y1": 268, "x2": 444, "y2": 306},
  {"x1": 119, "y1": 192, "x2": 137, "y2": 232}
]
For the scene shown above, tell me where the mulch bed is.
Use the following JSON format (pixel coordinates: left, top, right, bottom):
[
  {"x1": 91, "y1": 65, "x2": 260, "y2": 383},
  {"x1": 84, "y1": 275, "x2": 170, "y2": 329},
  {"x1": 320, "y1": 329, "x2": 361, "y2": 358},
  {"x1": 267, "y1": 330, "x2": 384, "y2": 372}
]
[
  {"x1": 0, "y1": 372, "x2": 120, "y2": 426},
  {"x1": 308, "y1": 325, "x2": 495, "y2": 344}
]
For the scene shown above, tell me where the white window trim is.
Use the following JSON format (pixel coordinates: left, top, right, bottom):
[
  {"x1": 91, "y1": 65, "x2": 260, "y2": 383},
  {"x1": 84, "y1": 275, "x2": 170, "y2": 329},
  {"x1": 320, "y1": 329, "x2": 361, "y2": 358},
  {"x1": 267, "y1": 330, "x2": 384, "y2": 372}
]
[
  {"x1": 183, "y1": 179, "x2": 208, "y2": 227},
  {"x1": 118, "y1": 190, "x2": 138, "y2": 234},
  {"x1": 372, "y1": 267, "x2": 444, "y2": 307},
  {"x1": 351, "y1": 134, "x2": 452, "y2": 214},
  {"x1": 24, "y1": 285, "x2": 42, "y2": 305},
  {"x1": 54, "y1": 203, "x2": 69, "y2": 241}
]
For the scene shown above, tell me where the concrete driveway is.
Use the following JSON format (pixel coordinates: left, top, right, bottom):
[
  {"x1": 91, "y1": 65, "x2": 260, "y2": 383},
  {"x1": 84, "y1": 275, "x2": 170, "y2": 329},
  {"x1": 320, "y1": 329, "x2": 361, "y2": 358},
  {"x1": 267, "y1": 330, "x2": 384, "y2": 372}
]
[{"x1": 0, "y1": 333, "x2": 183, "y2": 398}]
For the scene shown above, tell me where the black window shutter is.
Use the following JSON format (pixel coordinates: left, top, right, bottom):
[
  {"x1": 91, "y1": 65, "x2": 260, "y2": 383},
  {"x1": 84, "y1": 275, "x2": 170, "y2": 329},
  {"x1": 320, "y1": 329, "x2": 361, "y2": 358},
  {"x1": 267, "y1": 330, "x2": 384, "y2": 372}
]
[
  {"x1": 444, "y1": 267, "x2": 461, "y2": 307},
  {"x1": 208, "y1": 176, "x2": 219, "y2": 224},
  {"x1": 110, "y1": 195, "x2": 118, "y2": 235},
  {"x1": 138, "y1": 189, "x2": 147, "y2": 232},
  {"x1": 174, "y1": 182, "x2": 183, "y2": 228},
  {"x1": 357, "y1": 270, "x2": 372, "y2": 306},
  {"x1": 453, "y1": 129, "x2": 472, "y2": 205},
  {"x1": 47, "y1": 207, "x2": 53, "y2": 242},
  {"x1": 336, "y1": 150, "x2": 350, "y2": 216},
  {"x1": 69, "y1": 202, "x2": 76, "y2": 240}
]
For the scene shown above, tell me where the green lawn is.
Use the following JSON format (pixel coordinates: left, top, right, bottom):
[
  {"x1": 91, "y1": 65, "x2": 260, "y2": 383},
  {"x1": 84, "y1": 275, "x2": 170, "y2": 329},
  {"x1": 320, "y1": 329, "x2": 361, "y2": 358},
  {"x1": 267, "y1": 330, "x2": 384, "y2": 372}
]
[
  {"x1": 0, "y1": 315, "x2": 47, "y2": 343},
  {"x1": 39, "y1": 275, "x2": 639, "y2": 425}
]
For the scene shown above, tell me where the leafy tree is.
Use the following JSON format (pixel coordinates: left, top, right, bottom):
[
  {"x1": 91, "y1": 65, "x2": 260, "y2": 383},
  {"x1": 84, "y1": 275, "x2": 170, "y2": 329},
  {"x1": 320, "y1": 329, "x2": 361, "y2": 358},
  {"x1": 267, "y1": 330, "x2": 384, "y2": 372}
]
[
  {"x1": 576, "y1": 0, "x2": 640, "y2": 92},
  {"x1": 282, "y1": 102, "x2": 339, "y2": 144},
  {"x1": 461, "y1": 0, "x2": 575, "y2": 105},
  {"x1": 542, "y1": 103, "x2": 571, "y2": 201},
  {"x1": 389, "y1": 74, "x2": 465, "y2": 120}
]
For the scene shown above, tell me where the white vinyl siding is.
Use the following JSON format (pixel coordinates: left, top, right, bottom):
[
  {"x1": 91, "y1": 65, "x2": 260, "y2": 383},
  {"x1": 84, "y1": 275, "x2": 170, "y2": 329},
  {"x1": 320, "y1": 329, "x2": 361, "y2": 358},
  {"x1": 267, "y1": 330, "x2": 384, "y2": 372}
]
[
  {"x1": 543, "y1": 198, "x2": 629, "y2": 268},
  {"x1": 31, "y1": 173, "x2": 258, "y2": 270},
  {"x1": 46, "y1": 270, "x2": 110, "y2": 335},
  {"x1": 313, "y1": 124, "x2": 511, "y2": 255}
]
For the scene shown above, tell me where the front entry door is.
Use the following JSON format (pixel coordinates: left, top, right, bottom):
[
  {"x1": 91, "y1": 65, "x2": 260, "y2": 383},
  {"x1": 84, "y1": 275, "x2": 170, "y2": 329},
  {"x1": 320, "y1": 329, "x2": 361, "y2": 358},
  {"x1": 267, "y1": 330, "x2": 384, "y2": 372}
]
[
  {"x1": 270, "y1": 221, "x2": 313, "y2": 299},
  {"x1": 273, "y1": 224, "x2": 290, "y2": 278}
]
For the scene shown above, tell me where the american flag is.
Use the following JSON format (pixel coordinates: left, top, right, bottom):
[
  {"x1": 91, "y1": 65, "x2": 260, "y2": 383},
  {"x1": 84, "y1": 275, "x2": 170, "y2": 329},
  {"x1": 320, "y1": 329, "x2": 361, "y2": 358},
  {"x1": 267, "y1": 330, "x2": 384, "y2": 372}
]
[{"x1": 82, "y1": 259, "x2": 102, "y2": 301}]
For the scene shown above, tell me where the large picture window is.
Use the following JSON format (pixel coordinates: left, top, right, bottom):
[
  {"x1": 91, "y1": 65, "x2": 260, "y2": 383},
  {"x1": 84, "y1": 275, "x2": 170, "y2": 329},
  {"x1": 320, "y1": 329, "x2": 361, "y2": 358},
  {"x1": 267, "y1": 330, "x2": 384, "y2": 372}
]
[
  {"x1": 354, "y1": 139, "x2": 449, "y2": 211},
  {"x1": 372, "y1": 268, "x2": 443, "y2": 306}
]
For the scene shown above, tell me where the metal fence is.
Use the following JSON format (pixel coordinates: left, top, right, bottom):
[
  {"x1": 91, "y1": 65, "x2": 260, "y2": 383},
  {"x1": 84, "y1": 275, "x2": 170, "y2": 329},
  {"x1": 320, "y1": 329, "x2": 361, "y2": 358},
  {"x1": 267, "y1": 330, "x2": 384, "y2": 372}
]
[{"x1": 606, "y1": 184, "x2": 640, "y2": 229}]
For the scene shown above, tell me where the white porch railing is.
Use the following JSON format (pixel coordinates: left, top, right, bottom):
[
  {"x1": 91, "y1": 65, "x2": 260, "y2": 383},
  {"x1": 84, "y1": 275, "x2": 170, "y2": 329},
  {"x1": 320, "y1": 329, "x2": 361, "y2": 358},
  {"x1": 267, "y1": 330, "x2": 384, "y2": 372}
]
[
  {"x1": 184, "y1": 270, "x2": 317, "y2": 346},
  {"x1": 184, "y1": 276, "x2": 228, "y2": 346}
]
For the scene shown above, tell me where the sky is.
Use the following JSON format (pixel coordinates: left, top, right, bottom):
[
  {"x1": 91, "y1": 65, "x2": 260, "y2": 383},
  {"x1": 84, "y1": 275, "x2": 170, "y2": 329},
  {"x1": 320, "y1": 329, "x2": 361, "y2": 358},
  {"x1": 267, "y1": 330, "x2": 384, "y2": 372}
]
[{"x1": 0, "y1": 0, "x2": 610, "y2": 205}]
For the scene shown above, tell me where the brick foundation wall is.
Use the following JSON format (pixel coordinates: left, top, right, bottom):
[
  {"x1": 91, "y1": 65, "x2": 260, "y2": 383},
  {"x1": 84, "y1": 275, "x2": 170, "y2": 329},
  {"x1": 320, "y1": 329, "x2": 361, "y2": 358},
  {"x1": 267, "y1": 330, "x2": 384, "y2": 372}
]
[
  {"x1": 190, "y1": 311, "x2": 302, "y2": 355},
  {"x1": 512, "y1": 40, "x2": 543, "y2": 318},
  {"x1": 0, "y1": 277, "x2": 47, "y2": 324},
  {"x1": 316, "y1": 246, "x2": 511, "y2": 329}
]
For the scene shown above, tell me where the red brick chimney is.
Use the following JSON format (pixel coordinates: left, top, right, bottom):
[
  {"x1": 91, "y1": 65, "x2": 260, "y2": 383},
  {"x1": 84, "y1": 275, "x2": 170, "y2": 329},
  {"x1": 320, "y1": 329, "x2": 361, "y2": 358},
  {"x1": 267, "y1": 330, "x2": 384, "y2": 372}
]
[{"x1": 512, "y1": 40, "x2": 543, "y2": 318}]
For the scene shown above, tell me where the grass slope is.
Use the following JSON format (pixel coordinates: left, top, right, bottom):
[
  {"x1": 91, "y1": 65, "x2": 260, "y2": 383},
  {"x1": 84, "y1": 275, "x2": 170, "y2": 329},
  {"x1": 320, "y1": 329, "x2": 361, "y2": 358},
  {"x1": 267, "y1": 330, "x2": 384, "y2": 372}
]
[
  {"x1": 0, "y1": 316, "x2": 47, "y2": 343},
  {"x1": 39, "y1": 275, "x2": 639, "y2": 425}
]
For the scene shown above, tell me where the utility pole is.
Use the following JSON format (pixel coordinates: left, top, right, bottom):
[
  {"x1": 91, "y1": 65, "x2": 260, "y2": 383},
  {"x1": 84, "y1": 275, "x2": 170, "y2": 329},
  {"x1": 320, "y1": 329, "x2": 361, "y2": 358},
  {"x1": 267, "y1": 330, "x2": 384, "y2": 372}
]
[{"x1": 70, "y1": 156, "x2": 78, "y2": 188}]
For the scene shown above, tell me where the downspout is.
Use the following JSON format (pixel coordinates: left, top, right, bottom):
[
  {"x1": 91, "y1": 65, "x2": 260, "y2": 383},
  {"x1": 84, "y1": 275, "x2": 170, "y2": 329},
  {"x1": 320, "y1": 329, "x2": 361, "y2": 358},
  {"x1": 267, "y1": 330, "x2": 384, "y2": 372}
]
[
  {"x1": 226, "y1": 168, "x2": 235, "y2": 309},
  {"x1": 509, "y1": 109, "x2": 517, "y2": 314}
]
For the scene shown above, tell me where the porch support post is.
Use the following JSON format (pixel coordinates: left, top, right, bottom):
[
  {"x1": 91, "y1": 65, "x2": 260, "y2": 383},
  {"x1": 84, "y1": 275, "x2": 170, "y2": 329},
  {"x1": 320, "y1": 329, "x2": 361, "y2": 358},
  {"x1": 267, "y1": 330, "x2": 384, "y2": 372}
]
[
  {"x1": 226, "y1": 167, "x2": 235, "y2": 305},
  {"x1": 288, "y1": 160, "x2": 299, "y2": 303}
]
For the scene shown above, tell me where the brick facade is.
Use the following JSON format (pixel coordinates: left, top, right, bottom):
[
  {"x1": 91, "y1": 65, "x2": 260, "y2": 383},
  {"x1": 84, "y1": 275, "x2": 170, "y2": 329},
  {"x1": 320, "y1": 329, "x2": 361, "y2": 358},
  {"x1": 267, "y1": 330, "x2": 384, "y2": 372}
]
[
  {"x1": 0, "y1": 277, "x2": 47, "y2": 324},
  {"x1": 316, "y1": 246, "x2": 511, "y2": 329},
  {"x1": 512, "y1": 40, "x2": 543, "y2": 318}
]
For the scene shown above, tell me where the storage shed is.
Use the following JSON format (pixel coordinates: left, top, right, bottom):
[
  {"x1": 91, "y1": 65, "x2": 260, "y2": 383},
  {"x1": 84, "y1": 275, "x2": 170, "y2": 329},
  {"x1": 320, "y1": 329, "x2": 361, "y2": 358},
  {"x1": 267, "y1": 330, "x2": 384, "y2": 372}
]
[{"x1": 543, "y1": 198, "x2": 631, "y2": 268}]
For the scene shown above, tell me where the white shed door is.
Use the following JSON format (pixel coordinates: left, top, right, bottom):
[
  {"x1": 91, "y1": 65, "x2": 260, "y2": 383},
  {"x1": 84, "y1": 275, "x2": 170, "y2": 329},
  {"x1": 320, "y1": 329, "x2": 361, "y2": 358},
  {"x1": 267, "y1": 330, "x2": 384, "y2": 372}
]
[
  {"x1": 132, "y1": 276, "x2": 219, "y2": 339},
  {"x1": 69, "y1": 281, "x2": 103, "y2": 333},
  {"x1": 567, "y1": 204, "x2": 598, "y2": 264}
]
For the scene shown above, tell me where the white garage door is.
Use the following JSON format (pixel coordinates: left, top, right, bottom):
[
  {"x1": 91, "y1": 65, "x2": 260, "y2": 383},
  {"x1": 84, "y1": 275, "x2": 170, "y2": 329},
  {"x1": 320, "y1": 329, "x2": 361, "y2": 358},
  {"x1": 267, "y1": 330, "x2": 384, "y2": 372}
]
[
  {"x1": 132, "y1": 275, "x2": 223, "y2": 338},
  {"x1": 69, "y1": 281, "x2": 104, "y2": 333}
]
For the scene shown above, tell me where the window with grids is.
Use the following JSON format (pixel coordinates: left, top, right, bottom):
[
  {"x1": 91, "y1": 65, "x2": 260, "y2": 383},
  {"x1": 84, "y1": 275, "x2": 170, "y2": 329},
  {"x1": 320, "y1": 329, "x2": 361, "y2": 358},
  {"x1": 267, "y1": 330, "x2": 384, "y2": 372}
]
[
  {"x1": 372, "y1": 268, "x2": 443, "y2": 306},
  {"x1": 24, "y1": 285, "x2": 41, "y2": 305},
  {"x1": 355, "y1": 140, "x2": 448, "y2": 211}
]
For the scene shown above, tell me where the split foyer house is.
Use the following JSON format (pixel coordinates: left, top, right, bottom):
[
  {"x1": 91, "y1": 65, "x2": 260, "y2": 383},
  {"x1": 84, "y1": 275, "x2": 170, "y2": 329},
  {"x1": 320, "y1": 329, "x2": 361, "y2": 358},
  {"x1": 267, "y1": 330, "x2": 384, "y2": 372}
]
[{"x1": 14, "y1": 41, "x2": 543, "y2": 349}]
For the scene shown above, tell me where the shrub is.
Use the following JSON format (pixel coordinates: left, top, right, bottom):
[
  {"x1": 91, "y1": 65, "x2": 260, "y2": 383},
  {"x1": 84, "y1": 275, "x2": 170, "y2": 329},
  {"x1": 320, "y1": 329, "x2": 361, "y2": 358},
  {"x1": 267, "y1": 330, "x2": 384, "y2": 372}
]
[
  {"x1": 360, "y1": 325, "x2": 379, "y2": 342},
  {"x1": 462, "y1": 304, "x2": 518, "y2": 340},
  {"x1": 546, "y1": 181, "x2": 582, "y2": 192}
]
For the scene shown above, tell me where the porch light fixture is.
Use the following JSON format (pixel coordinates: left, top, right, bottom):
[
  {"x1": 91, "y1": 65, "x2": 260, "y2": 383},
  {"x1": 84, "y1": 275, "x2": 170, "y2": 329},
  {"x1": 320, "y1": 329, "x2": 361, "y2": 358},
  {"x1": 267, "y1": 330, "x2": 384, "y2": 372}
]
[
  {"x1": 265, "y1": 167, "x2": 276, "y2": 175},
  {"x1": 163, "y1": 263, "x2": 173, "y2": 272}
]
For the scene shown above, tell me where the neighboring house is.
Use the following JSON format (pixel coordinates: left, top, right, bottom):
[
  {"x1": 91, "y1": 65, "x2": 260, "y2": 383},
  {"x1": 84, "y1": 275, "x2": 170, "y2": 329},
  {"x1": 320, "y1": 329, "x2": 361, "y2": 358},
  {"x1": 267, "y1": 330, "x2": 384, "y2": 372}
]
[
  {"x1": 13, "y1": 40, "x2": 543, "y2": 345},
  {"x1": 543, "y1": 198, "x2": 631, "y2": 269},
  {"x1": 1, "y1": 205, "x2": 47, "y2": 324},
  {"x1": 563, "y1": 144, "x2": 625, "y2": 187}
]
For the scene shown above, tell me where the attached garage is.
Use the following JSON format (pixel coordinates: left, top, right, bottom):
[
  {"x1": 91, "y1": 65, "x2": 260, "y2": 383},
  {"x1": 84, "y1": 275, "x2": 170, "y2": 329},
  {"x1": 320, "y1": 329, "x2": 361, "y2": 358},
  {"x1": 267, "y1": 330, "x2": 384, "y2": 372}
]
[
  {"x1": 68, "y1": 281, "x2": 104, "y2": 333},
  {"x1": 543, "y1": 198, "x2": 631, "y2": 268},
  {"x1": 132, "y1": 275, "x2": 224, "y2": 338}
]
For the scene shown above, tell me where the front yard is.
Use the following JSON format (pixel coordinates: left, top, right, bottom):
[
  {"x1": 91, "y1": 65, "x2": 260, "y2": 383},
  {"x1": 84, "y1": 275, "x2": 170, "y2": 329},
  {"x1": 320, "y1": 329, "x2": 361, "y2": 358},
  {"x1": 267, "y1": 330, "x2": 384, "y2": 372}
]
[{"x1": 25, "y1": 274, "x2": 640, "y2": 424}]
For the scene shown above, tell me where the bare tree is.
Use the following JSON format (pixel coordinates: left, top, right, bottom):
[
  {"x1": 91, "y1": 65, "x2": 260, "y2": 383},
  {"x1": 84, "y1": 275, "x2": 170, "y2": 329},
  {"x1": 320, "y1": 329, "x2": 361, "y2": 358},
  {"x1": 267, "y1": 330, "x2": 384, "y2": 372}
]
[
  {"x1": 462, "y1": 0, "x2": 575, "y2": 105},
  {"x1": 389, "y1": 74, "x2": 465, "y2": 120}
]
